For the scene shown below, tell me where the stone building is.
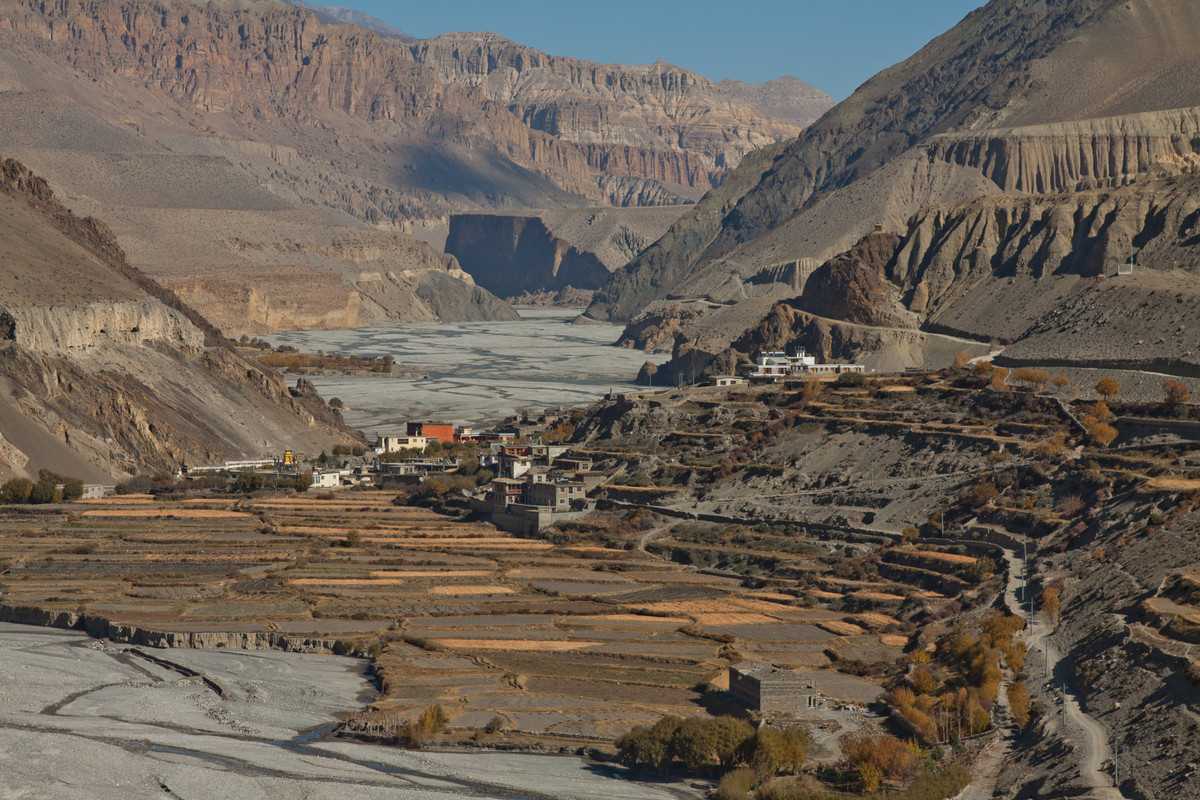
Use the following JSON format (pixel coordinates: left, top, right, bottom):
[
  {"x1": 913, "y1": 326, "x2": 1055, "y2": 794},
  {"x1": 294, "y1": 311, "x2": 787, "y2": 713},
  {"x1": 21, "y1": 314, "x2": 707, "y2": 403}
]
[{"x1": 729, "y1": 662, "x2": 823, "y2": 715}]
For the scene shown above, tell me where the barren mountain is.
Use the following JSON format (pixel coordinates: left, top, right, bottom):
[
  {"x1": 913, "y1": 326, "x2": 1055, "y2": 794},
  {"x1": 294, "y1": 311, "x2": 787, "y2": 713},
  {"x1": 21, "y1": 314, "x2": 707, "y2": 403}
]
[
  {"x1": 587, "y1": 0, "x2": 1200, "y2": 382},
  {"x1": 408, "y1": 32, "x2": 831, "y2": 195},
  {"x1": 0, "y1": 158, "x2": 359, "y2": 482},
  {"x1": 0, "y1": 0, "x2": 826, "y2": 335}
]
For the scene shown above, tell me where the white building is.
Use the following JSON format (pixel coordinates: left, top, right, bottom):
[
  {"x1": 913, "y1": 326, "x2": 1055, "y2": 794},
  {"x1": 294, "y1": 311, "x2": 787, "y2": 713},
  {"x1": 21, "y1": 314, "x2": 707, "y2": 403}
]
[
  {"x1": 310, "y1": 470, "x2": 345, "y2": 489},
  {"x1": 375, "y1": 435, "x2": 430, "y2": 454},
  {"x1": 742, "y1": 350, "x2": 865, "y2": 380}
]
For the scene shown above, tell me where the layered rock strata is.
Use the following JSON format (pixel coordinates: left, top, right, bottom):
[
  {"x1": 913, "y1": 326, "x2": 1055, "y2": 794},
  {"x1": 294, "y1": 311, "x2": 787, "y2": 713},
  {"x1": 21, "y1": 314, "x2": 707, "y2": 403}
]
[{"x1": 408, "y1": 32, "x2": 831, "y2": 193}]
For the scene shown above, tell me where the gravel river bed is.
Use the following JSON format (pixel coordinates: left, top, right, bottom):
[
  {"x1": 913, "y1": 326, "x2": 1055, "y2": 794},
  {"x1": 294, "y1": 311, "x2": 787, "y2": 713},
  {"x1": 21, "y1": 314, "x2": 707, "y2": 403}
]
[
  {"x1": 266, "y1": 309, "x2": 670, "y2": 435},
  {"x1": 0, "y1": 623, "x2": 699, "y2": 799}
]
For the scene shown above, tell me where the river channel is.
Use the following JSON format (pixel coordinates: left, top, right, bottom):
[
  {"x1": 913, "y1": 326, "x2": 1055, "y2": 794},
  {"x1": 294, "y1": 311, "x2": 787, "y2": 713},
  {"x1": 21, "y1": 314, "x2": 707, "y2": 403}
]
[
  {"x1": 0, "y1": 623, "x2": 698, "y2": 799},
  {"x1": 267, "y1": 309, "x2": 670, "y2": 436}
]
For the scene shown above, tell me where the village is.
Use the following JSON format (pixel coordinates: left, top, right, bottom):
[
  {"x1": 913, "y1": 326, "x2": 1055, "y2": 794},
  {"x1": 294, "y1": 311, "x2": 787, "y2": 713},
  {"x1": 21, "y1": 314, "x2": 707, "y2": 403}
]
[{"x1": 175, "y1": 349, "x2": 871, "y2": 534}]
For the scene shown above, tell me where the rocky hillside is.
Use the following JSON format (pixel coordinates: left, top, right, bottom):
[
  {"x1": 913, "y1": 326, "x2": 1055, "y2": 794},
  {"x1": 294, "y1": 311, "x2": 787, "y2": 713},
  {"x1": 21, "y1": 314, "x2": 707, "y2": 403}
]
[
  {"x1": 587, "y1": 0, "x2": 1200, "y2": 381},
  {"x1": 444, "y1": 207, "x2": 684, "y2": 300},
  {"x1": 0, "y1": 158, "x2": 359, "y2": 482},
  {"x1": 408, "y1": 32, "x2": 831, "y2": 195}
]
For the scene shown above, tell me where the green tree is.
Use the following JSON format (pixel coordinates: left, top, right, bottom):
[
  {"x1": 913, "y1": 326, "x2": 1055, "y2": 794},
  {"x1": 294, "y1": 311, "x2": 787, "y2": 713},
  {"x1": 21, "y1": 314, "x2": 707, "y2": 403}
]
[
  {"x1": 29, "y1": 478, "x2": 62, "y2": 504},
  {"x1": 835, "y1": 371, "x2": 868, "y2": 388},
  {"x1": 616, "y1": 716, "x2": 681, "y2": 773},
  {"x1": 234, "y1": 469, "x2": 264, "y2": 493},
  {"x1": 1, "y1": 478, "x2": 33, "y2": 505},
  {"x1": 673, "y1": 717, "x2": 719, "y2": 771},
  {"x1": 61, "y1": 476, "x2": 84, "y2": 500}
]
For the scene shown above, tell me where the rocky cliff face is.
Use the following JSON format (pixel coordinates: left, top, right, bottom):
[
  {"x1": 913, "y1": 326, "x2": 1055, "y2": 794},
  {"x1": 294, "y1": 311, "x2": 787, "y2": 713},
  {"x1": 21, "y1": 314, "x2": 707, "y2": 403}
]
[
  {"x1": 0, "y1": 157, "x2": 359, "y2": 481},
  {"x1": 925, "y1": 107, "x2": 1200, "y2": 195},
  {"x1": 5, "y1": 300, "x2": 203, "y2": 354},
  {"x1": 890, "y1": 173, "x2": 1200, "y2": 339},
  {"x1": 650, "y1": 170, "x2": 1200, "y2": 383},
  {"x1": 444, "y1": 207, "x2": 683, "y2": 299},
  {"x1": 408, "y1": 32, "x2": 831, "y2": 193}
]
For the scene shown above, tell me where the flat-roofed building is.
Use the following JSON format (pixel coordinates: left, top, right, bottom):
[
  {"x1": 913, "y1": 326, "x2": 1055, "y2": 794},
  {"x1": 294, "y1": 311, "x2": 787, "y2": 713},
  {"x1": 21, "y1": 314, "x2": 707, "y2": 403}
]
[{"x1": 729, "y1": 662, "x2": 823, "y2": 715}]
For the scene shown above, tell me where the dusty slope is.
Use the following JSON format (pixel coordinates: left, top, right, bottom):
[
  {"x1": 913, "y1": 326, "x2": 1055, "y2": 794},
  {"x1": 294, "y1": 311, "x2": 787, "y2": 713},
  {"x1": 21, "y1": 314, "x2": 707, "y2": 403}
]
[{"x1": 0, "y1": 158, "x2": 359, "y2": 482}]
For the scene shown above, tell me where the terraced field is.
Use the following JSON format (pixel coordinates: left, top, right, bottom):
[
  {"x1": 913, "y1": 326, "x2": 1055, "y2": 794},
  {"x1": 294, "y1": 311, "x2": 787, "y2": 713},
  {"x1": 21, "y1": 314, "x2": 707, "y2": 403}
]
[{"x1": 0, "y1": 489, "x2": 980, "y2": 745}]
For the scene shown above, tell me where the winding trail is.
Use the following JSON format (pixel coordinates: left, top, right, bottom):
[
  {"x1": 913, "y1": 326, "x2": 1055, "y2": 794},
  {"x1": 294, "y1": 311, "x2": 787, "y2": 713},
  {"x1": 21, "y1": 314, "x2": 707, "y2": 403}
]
[{"x1": 995, "y1": 547, "x2": 1124, "y2": 800}]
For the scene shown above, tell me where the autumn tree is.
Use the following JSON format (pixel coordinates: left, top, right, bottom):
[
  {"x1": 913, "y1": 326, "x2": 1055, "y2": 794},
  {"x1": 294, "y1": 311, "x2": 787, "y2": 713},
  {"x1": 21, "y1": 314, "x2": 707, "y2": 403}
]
[
  {"x1": 1164, "y1": 379, "x2": 1191, "y2": 415},
  {"x1": 1095, "y1": 378, "x2": 1120, "y2": 400},
  {"x1": 801, "y1": 378, "x2": 824, "y2": 401},
  {"x1": 1090, "y1": 401, "x2": 1115, "y2": 423},
  {"x1": 395, "y1": 704, "x2": 449, "y2": 748},
  {"x1": 1041, "y1": 586, "x2": 1060, "y2": 617},
  {"x1": 840, "y1": 733, "x2": 921, "y2": 791},
  {"x1": 965, "y1": 480, "x2": 999, "y2": 508},
  {"x1": 954, "y1": 351, "x2": 973, "y2": 368},
  {"x1": 746, "y1": 726, "x2": 807, "y2": 777},
  {"x1": 991, "y1": 366, "x2": 1010, "y2": 391},
  {"x1": 1087, "y1": 422, "x2": 1118, "y2": 447},
  {"x1": 1052, "y1": 373, "x2": 1071, "y2": 389},
  {"x1": 1012, "y1": 368, "x2": 1049, "y2": 390},
  {"x1": 1004, "y1": 640, "x2": 1028, "y2": 674},
  {"x1": 418, "y1": 703, "x2": 449, "y2": 734},
  {"x1": 1007, "y1": 682, "x2": 1031, "y2": 727}
]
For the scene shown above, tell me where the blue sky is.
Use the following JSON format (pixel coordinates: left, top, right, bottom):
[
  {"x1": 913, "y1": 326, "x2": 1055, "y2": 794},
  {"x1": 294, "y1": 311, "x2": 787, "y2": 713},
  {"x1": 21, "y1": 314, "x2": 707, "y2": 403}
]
[{"x1": 347, "y1": 1, "x2": 986, "y2": 100}]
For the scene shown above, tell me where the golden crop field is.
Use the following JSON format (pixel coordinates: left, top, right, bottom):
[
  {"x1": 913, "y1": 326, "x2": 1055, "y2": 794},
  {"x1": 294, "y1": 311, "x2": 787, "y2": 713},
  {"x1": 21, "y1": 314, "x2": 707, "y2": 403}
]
[{"x1": 0, "y1": 488, "x2": 934, "y2": 745}]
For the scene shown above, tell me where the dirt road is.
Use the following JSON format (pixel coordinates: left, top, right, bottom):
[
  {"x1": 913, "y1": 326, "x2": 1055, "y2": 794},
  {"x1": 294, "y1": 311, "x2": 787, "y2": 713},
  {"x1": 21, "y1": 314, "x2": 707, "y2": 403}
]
[{"x1": 997, "y1": 547, "x2": 1125, "y2": 800}]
